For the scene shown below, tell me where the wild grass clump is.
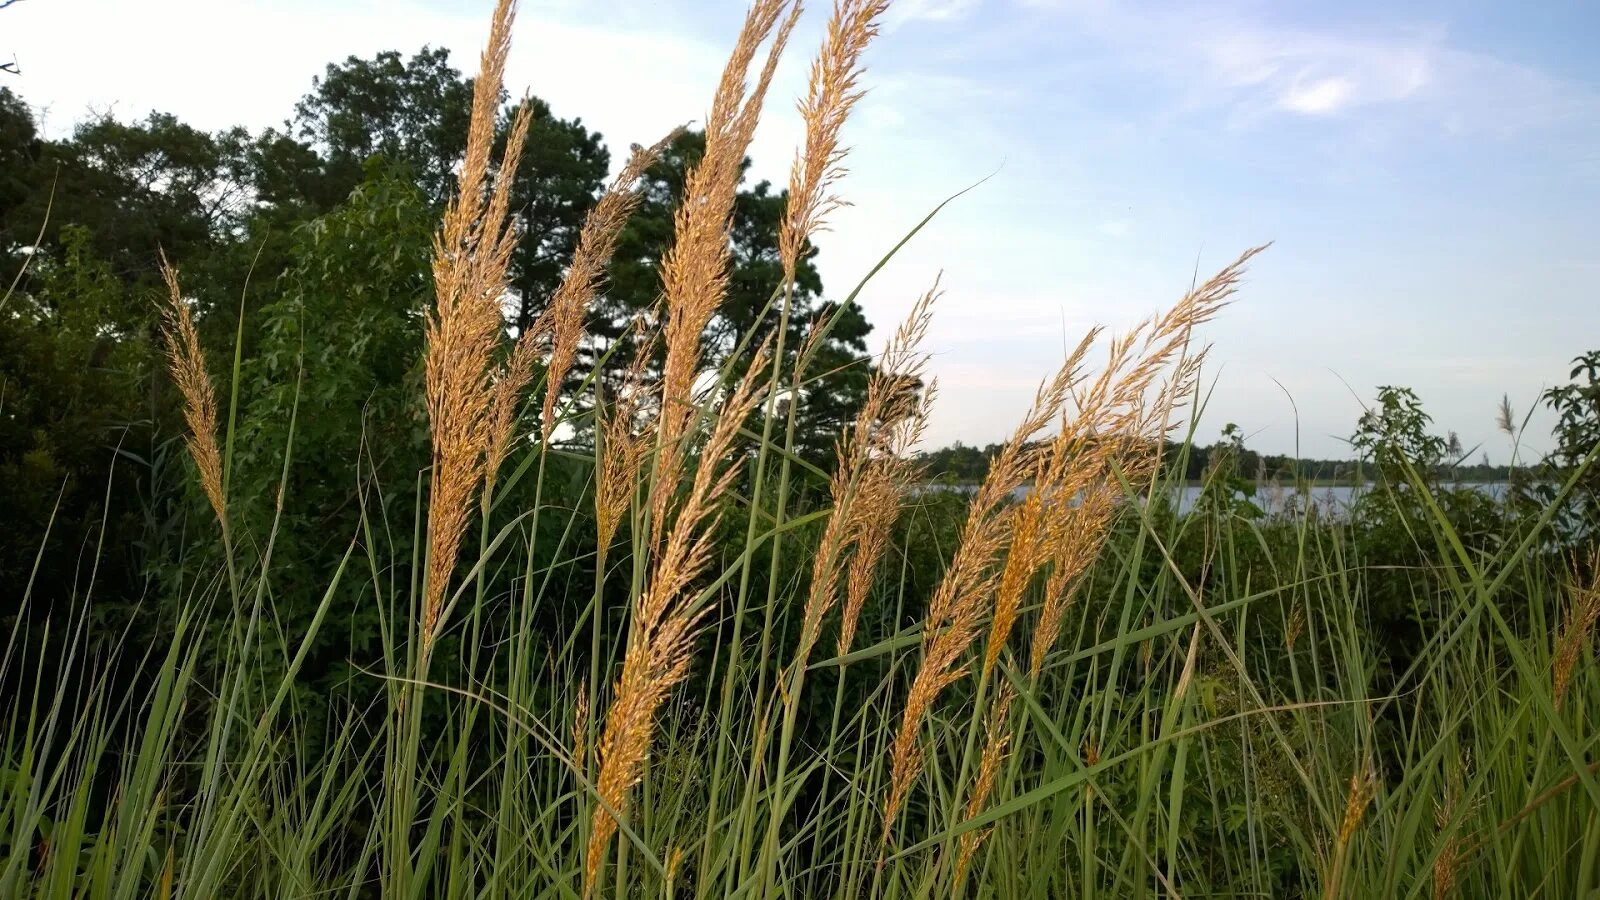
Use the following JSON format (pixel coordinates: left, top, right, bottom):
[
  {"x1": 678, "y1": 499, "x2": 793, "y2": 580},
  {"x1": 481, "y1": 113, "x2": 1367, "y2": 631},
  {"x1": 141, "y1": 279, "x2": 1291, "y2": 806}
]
[{"x1": 3, "y1": 1, "x2": 1599, "y2": 897}]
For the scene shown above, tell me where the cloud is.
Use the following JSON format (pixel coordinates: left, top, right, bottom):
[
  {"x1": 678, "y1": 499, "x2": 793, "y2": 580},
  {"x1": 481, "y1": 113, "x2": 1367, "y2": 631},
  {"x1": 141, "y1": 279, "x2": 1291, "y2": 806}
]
[
  {"x1": 1200, "y1": 28, "x2": 1438, "y2": 124},
  {"x1": 1278, "y1": 75, "x2": 1354, "y2": 114},
  {"x1": 890, "y1": 0, "x2": 981, "y2": 25},
  {"x1": 1016, "y1": 1, "x2": 1596, "y2": 138}
]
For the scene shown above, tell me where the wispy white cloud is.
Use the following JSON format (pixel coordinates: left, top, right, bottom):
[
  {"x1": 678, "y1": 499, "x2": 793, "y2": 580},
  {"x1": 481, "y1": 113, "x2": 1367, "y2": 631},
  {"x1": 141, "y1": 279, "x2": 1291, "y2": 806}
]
[
  {"x1": 1014, "y1": 0, "x2": 1594, "y2": 138},
  {"x1": 1279, "y1": 75, "x2": 1356, "y2": 114},
  {"x1": 890, "y1": 0, "x2": 982, "y2": 26}
]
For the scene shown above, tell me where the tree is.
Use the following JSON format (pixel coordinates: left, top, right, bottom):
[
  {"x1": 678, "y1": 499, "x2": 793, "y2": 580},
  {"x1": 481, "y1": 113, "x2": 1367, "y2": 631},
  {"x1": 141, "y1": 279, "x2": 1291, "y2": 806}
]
[
  {"x1": 1538, "y1": 350, "x2": 1600, "y2": 538},
  {"x1": 220, "y1": 163, "x2": 436, "y2": 705},
  {"x1": 1350, "y1": 386, "x2": 1447, "y2": 488},
  {"x1": 289, "y1": 47, "x2": 473, "y2": 205},
  {"x1": 0, "y1": 87, "x2": 40, "y2": 261},
  {"x1": 0, "y1": 226, "x2": 155, "y2": 623},
  {"x1": 274, "y1": 48, "x2": 610, "y2": 336},
  {"x1": 1196, "y1": 423, "x2": 1264, "y2": 519}
]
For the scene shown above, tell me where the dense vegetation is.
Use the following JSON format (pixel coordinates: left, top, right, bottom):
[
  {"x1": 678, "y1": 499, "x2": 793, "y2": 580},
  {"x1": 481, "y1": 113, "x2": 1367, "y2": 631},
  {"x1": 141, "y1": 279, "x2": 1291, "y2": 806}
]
[{"x1": 3, "y1": 1, "x2": 1600, "y2": 897}]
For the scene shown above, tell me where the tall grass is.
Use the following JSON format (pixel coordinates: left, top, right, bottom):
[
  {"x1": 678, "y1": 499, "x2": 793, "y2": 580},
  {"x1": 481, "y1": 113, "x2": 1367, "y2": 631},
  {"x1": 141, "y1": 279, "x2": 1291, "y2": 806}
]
[{"x1": 4, "y1": 1, "x2": 1599, "y2": 897}]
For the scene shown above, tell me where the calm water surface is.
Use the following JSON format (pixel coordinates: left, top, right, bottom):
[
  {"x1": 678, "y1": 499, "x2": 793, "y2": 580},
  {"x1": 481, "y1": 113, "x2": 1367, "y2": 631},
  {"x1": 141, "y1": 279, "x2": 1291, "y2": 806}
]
[{"x1": 930, "y1": 482, "x2": 1514, "y2": 519}]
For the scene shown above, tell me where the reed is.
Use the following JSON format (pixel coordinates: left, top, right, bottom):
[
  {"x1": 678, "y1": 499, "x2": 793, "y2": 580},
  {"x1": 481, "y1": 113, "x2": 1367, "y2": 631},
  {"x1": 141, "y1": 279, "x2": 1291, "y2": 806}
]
[
  {"x1": 1554, "y1": 546, "x2": 1600, "y2": 710},
  {"x1": 650, "y1": 0, "x2": 798, "y2": 535},
  {"x1": 583, "y1": 349, "x2": 771, "y2": 895},
  {"x1": 158, "y1": 254, "x2": 226, "y2": 533},
  {"x1": 419, "y1": 0, "x2": 528, "y2": 651}
]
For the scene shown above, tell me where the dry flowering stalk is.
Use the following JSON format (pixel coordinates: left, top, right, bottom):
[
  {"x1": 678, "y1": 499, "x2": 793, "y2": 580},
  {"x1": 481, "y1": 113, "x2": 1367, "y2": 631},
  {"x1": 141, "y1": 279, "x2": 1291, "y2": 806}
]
[
  {"x1": 482, "y1": 130, "x2": 675, "y2": 497},
  {"x1": 578, "y1": 5, "x2": 798, "y2": 859},
  {"x1": 798, "y1": 285, "x2": 936, "y2": 664},
  {"x1": 1432, "y1": 755, "x2": 1470, "y2": 900},
  {"x1": 158, "y1": 254, "x2": 226, "y2": 533},
  {"x1": 420, "y1": 0, "x2": 530, "y2": 651},
  {"x1": 837, "y1": 467, "x2": 912, "y2": 655},
  {"x1": 953, "y1": 682, "x2": 1014, "y2": 886},
  {"x1": 1025, "y1": 246, "x2": 1267, "y2": 678},
  {"x1": 573, "y1": 685, "x2": 590, "y2": 775},
  {"x1": 1324, "y1": 763, "x2": 1377, "y2": 900},
  {"x1": 540, "y1": 133, "x2": 679, "y2": 438},
  {"x1": 583, "y1": 352, "x2": 770, "y2": 896},
  {"x1": 881, "y1": 359, "x2": 1078, "y2": 841},
  {"x1": 779, "y1": 0, "x2": 891, "y2": 281},
  {"x1": 936, "y1": 248, "x2": 1267, "y2": 864},
  {"x1": 776, "y1": 0, "x2": 905, "y2": 663},
  {"x1": 593, "y1": 332, "x2": 655, "y2": 554},
  {"x1": 650, "y1": 0, "x2": 799, "y2": 535},
  {"x1": 1554, "y1": 547, "x2": 1600, "y2": 711}
]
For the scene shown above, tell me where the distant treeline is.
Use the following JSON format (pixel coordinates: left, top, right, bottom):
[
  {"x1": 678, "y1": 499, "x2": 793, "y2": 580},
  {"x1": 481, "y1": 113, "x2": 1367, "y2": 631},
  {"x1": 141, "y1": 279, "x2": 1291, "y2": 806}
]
[{"x1": 918, "y1": 438, "x2": 1514, "y2": 485}]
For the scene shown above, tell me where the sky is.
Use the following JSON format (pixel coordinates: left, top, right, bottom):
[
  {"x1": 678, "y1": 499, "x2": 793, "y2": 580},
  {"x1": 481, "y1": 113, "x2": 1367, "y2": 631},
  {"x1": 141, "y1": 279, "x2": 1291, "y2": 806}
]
[{"x1": 5, "y1": 0, "x2": 1598, "y2": 460}]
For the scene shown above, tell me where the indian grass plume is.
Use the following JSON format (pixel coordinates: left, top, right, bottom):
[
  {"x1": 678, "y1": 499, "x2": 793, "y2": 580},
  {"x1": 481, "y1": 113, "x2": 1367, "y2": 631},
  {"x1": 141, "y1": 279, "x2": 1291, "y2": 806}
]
[
  {"x1": 953, "y1": 682, "x2": 1014, "y2": 887},
  {"x1": 483, "y1": 130, "x2": 675, "y2": 497},
  {"x1": 778, "y1": 0, "x2": 892, "y2": 281},
  {"x1": 943, "y1": 249, "x2": 1264, "y2": 861},
  {"x1": 594, "y1": 334, "x2": 654, "y2": 555},
  {"x1": 1553, "y1": 547, "x2": 1600, "y2": 711},
  {"x1": 834, "y1": 291, "x2": 940, "y2": 659},
  {"x1": 1024, "y1": 246, "x2": 1268, "y2": 679},
  {"x1": 651, "y1": 0, "x2": 799, "y2": 534},
  {"x1": 837, "y1": 470, "x2": 907, "y2": 655},
  {"x1": 1432, "y1": 756, "x2": 1470, "y2": 900},
  {"x1": 158, "y1": 254, "x2": 226, "y2": 533},
  {"x1": 1324, "y1": 762, "x2": 1377, "y2": 900},
  {"x1": 1337, "y1": 766, "x2": 1376, "y2": 845},
  {"x1": 421, "y1": 0, "x2": 527, "y2": 650},
  {"x1": 583, "y1": 350, "x2": 771, "y2": 897},
  {"x1": 1286, "y1": 601, "x2": 1306, "y2": 653},
  {"x1": 980, "y1": 493, "x2": 1049, "y2": 681},
  {"x1": 664, "y1": 846, "x2": 687, "y2": 894},
  {"x1": 881, "y1": 358, "x2": 1078, "y2": 842},
  {"x1": 797, "y1": 284, "x2": 936, "y2": 664},
  {"x1": 573, "y1": 684, "x2": 590, "y2": 774},
  {"x1": 538, "y1": 132, "x2": 679, "y2": 440}
]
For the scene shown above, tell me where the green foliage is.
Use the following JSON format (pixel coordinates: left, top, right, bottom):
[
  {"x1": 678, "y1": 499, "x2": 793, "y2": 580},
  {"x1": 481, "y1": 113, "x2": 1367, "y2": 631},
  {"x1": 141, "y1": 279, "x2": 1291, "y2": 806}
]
[
  {"x1": 1193, "y1": 423, "x2": 1264, "y2": 520},
  {"x1": 1536, "y1": 350, "x2": 1600, "y2": 539},
  {"x1": 290, "y1": 46, "x2": 475, "y2": 204},
  {"x1": 0, "y1": 227, "x2": 156, "y2": 620},
  {"x1": 225, "y1": 163, "x2": 435, "y2": 699},
  {"x1": 1350, "y1": 385, "x2": 1449, "y2": 487}
]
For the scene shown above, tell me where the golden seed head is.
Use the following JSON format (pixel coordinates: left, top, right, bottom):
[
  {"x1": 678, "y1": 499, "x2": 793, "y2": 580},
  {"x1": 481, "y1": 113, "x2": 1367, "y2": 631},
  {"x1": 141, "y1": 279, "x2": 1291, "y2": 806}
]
[
  {"x1": 157, "y1": 254, "x2": 227, "y2": 533},
  {"x1": 421, "y1": 0, "x2": 526, "y2": 650},
  {"x1": 1553, "y1": 546, "x2": 1600, "y2": 711},
  {"x1": 779, "y1": 0, "x2": 892, "y2": 280}
]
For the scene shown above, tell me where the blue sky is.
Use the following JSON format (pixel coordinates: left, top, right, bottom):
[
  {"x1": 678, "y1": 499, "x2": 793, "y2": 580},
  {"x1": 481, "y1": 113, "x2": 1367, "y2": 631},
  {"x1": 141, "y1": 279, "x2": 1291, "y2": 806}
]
[{"x1": 8, "y1": 0, "x2": 1598, "y2": 459}]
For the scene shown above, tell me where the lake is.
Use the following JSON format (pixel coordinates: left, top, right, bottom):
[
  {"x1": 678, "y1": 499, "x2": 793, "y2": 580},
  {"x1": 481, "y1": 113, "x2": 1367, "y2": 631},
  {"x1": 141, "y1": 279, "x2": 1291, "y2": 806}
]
[{"x1": 927, "y1": 482, "x2": 1515, "y2": 519}]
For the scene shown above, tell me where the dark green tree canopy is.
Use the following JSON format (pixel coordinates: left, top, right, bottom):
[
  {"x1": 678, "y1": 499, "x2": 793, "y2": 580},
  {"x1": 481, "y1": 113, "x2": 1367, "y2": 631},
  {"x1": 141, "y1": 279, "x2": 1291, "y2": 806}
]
[{"x1": 290, "y1": 46, "x2": 474, "y2": 205}]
